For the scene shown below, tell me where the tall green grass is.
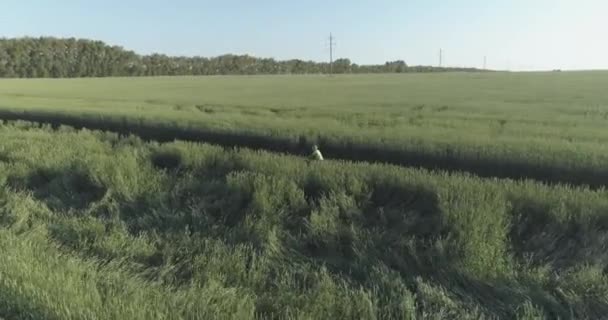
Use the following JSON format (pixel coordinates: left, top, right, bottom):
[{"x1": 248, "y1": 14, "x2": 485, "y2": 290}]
[
  {"x1": 1, "y1": 122, "x2": 608, "y2": 318},
  {"x1": 1, "y1": 72, "x2": 608, "y2": 187}
]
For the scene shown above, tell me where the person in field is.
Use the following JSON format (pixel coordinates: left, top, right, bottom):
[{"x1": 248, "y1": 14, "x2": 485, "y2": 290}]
[{"x1": 310, "y1": 145, "x2": 324, "y2": 161}]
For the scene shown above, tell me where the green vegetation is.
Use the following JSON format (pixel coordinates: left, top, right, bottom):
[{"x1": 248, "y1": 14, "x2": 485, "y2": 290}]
[
  {"x1": 0, "y1": 37, "x2": 477, "y2": 78},
  {"x1": 1, "y1": 72, "x2": 608, "y2": 186},
  {"x1": 1, "y1": 121, "x2": 608, "y2": 319},
  {"x1": 2, "y1": 72, "x2": 608, "y2": 318}
]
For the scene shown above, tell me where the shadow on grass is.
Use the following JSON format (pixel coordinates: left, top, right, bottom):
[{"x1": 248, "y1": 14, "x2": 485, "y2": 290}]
[
  {"x1": 7, "y1": 166, "x2": 106, "y2": 212},
  {"x1": 509, "y1": 196, "x2": 608, "y2": 271},
  {"x1": 299, "y1": 183, "x2": 452, "y2": 285},
  {"x1": 0, "y1": 151, "x2": 9, "y2": 163},
  {"x1": 151, "y1": 150, "x2": 183, "y2": 170}
]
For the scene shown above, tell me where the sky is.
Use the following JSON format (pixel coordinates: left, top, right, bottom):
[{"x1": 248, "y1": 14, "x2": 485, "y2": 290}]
[{"x1": 1, "y1": 0, "x2": 606, "y2": 71}]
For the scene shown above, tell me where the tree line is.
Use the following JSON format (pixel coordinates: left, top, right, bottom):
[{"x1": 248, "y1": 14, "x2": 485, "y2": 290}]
[{"x1": 0, "y1": 37, "x2": 483, "y2": 78}]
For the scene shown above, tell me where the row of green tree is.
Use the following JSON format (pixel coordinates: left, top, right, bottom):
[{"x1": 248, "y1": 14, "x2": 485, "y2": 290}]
[{"x1": 0, "y1": 37, "x2": 482, "y2": 78}]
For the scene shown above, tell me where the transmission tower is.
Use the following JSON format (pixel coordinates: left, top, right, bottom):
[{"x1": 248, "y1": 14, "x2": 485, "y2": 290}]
[{"x1": 328, "y1": 33, "x2": 336, "y2": 75}]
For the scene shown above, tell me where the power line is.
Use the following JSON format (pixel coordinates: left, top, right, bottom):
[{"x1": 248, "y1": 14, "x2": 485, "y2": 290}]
[{"x1": 328, "y1": 33, "x2": 336, "y2": 75}]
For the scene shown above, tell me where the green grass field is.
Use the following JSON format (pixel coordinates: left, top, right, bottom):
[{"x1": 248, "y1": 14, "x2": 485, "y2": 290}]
[
  {"x1": 1, "y1": 72, "x2": 608, "y2": 186},
  {"x1": 1, "y1": 73, "x2": 608, "y2": 319}
]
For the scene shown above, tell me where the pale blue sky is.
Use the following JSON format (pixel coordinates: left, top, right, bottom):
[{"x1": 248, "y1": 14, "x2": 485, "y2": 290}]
[{"x1": 1, "y1": 0, "x2": 606, "y2": 70}]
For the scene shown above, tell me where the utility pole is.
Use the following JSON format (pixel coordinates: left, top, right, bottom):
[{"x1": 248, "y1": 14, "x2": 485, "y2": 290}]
[
  {"x1": 483, "y1": 56, "x2": 487, "y2": 70},
  {"x1": 328, "y1": 33, "x2": 336, "y2": 75},
  {"x1": 439, "y1": 49, "x2": 443, "y2": 67}
]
